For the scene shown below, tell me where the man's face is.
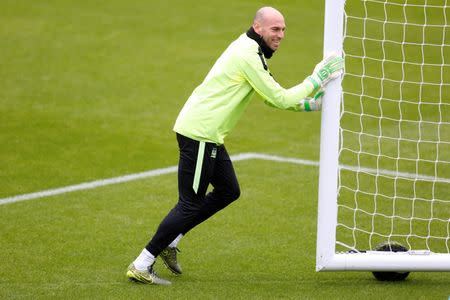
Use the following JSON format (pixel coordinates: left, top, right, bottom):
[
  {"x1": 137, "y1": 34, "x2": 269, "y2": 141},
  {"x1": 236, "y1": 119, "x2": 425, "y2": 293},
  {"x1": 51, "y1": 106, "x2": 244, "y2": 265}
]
[{"x1": 255, "y1": 15, "x2": 286, "y2": 50}]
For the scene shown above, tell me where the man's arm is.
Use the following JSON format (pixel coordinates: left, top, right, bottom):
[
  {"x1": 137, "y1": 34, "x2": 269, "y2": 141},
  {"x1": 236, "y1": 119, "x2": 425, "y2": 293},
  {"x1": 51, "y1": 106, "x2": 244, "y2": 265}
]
[
  {"x1": 238, "y1": 51, "x2": 343, "y2": 111},
  {"x1": 238, "y1": 51, "x2": 314, "y2": 111}
]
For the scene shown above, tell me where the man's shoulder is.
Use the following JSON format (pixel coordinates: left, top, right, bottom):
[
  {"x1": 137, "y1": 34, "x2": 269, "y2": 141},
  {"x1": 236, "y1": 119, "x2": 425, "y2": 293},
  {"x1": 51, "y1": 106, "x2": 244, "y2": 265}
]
[
  {"x1": 228, "y1": 33, "x2": 259, "y2": 60},
  {"x1": 233, "y1": 33, "x2": 258, "y2": 50}
]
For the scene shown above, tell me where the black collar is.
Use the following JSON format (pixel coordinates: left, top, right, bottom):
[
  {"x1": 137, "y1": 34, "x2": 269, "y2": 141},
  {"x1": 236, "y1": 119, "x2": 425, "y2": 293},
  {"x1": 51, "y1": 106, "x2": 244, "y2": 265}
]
[{"x1": 246, "y1": 26, "x2": 275, "y2": 59}]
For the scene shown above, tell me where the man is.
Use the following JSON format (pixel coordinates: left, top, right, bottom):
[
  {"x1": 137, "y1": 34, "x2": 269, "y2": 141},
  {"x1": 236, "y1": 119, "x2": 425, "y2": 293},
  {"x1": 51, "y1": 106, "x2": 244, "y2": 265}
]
[{"x1": 127, "y1": 6, "x2": 343, "y2": 285}]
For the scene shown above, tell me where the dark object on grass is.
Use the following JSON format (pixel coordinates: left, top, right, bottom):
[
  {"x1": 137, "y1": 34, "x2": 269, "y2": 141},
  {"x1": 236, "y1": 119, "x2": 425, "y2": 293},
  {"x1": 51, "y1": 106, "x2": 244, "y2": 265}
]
[{"x1": 372, "y1": 241, "x2": 410, "y2": 281}]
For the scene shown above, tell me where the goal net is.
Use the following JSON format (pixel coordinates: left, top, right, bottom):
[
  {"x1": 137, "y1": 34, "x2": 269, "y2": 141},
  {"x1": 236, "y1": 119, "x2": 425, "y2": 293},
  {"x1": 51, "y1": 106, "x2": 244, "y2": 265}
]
[{"x1": 316, "y1": 0, "x2": 450, "y2": 271}]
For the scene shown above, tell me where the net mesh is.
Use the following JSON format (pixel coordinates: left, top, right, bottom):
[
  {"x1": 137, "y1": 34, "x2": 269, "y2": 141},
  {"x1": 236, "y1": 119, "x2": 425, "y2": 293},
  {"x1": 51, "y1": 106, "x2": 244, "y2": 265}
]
[{"x1": 337, "y1": 0, "x2": 450, "y2": 253}]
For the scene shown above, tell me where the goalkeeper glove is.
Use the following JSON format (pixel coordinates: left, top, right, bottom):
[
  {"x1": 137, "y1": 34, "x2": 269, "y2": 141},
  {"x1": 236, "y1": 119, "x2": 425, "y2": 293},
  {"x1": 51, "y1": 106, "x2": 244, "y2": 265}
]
[
  {"x1": 299, "y1": 89, "x2": 324, "y2": 112},
  {"x1": 307, "y1": 53, "x2": 344, "y2": 89}
]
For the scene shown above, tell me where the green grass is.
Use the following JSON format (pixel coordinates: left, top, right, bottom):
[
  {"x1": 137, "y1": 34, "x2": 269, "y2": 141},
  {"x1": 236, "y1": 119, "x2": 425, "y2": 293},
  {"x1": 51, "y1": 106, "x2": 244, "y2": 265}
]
[
  {"x1": 1, "y1": 161, "x2": 449, "y2": 299},
  {"x1": 0, "y1": 0, "x2": 449, "y2": 299},
  {"x1": 0, "y1": 0, "x2": 323, "y2": 198}
]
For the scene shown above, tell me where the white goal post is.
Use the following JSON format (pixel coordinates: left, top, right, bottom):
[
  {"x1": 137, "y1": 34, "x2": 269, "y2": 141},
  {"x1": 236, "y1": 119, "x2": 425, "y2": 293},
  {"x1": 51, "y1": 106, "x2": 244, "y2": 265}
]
[{"x1": 316, "y1": 0, "x2": 450, "y2": 272}]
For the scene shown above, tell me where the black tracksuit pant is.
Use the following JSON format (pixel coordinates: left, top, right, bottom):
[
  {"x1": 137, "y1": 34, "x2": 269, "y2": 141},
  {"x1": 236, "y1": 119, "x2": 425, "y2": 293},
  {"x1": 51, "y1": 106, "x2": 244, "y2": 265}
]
[{"x1": 146, "y1": 133, "x2": 241, "y2": 257}]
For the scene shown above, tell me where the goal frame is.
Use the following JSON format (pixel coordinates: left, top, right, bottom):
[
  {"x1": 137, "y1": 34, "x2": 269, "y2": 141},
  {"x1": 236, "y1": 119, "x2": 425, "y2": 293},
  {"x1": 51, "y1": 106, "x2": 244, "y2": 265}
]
[{"x1": 315, "y1": 0, "x2": 450, "y2": 272}]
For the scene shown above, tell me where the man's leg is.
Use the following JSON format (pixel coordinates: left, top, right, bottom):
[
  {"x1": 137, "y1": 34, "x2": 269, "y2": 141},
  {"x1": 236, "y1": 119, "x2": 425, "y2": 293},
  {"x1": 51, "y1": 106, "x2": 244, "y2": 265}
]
[
  {"x1": 128, "y1": 134, "x2": 216, "y2": 281},
  {"x1": 159, "y1": 144, "x2": 240, "y2": 275},
  {"x1": 181, "y1": 144, "x2": 241, "y2": 235},
  {"x1": 145, "y1": 134, "x2": 216, "y2": 257}
]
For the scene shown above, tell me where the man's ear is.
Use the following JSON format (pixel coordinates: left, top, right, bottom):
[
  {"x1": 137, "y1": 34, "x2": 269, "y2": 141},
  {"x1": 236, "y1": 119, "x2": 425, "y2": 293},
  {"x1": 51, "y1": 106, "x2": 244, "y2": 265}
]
[{"x1": 253, "y1": 23, "x2": 262, "y2": 35}]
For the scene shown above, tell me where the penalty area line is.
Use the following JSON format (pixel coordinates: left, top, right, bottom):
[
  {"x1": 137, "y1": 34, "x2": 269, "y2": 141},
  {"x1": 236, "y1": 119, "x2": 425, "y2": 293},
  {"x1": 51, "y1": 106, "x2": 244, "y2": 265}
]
[
  {"x1": 0, "y1": 153, "x2": 317, "y2": 206},
  {"x1": 1, "y1": 152, "x2": 447, "y2": 206}
]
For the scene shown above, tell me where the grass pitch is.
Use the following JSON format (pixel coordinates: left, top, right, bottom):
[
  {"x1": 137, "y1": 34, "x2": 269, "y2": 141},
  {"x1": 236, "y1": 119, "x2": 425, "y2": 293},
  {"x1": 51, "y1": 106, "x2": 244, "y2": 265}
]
[{"x1": 0, "y1": 0, "x2": 449, "y2": 299}]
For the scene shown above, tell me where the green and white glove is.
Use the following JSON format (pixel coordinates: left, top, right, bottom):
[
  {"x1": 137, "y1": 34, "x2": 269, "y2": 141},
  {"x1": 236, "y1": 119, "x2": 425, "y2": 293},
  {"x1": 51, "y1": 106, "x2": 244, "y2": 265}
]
[
  {"x1": 299, "y1": 89, "x2": 324, "y2": 112},
  {"x1": 307, "y1": 53, "x2": 344, "y2": 89}
]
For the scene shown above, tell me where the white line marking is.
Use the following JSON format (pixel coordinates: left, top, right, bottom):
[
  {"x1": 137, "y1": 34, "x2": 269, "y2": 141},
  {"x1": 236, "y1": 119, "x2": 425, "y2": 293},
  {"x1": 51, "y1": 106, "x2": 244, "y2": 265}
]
[
  {"x1": 247, "y1": 152, "x2": 319, "y2": 167},
  {"x1": 0, "y1": 152, "x2": 448, "y2": 206},
  {"x1": 0, "y1": 165, "x2": 178, "y2": 206}
]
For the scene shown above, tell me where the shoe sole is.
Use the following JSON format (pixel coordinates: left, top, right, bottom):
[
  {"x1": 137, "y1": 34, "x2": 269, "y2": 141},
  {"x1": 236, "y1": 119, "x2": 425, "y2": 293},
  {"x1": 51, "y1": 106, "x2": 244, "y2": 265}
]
[
  {"x1": 128, "y1": 277, "x2": 141, "y2": 283},
  {"x1": 127, "y1": 271, "x2": 152, "y2": 284},
  {"x1": 127, "y1": 270, "x2": 172, "y2": 285}
]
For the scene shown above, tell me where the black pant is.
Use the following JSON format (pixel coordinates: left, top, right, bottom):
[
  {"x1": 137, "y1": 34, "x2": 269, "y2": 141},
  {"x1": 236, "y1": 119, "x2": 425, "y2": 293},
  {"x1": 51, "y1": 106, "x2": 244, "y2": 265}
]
[{"x1": 146, "y1": 133, "x2": 240, "y2": 256}]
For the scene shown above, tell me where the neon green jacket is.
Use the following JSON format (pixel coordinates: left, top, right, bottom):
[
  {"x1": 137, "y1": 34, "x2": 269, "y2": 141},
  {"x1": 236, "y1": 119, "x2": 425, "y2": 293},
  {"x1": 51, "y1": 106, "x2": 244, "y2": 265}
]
[{"x1": 173, "y1": 33, "x2": 315, "y2": 144}]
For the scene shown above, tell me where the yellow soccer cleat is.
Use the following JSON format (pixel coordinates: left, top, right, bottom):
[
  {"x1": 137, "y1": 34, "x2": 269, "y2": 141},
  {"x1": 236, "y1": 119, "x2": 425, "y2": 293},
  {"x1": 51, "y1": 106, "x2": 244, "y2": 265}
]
[{"x1": 126, "y1": 263, "x2": 171, "y2": 285}]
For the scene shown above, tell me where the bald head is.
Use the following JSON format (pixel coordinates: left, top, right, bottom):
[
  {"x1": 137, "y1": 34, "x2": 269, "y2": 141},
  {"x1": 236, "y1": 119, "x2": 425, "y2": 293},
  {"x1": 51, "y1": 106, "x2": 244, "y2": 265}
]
[
  {"x1": 254, "y1": 7, "x2": 284, "y2": 25},
  {"x1": 252, "y1": 7, "x2": 286, "y2": 51}
]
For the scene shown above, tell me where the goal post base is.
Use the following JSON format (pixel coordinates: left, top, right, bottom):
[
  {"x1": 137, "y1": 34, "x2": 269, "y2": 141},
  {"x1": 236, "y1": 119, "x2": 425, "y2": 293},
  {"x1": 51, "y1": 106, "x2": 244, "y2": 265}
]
[{"x1": 316, "y1": 253, "x2": 450, "y2": 272}]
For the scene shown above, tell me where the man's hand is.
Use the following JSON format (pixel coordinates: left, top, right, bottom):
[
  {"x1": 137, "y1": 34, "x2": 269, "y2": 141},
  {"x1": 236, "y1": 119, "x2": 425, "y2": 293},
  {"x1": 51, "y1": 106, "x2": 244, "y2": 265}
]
[
  {"x1": 299, "y1": 89, "x2": 324, "y2": 112},
  {"x1": 307, "y1": 53, "x2": 344, "y2": 89}
]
